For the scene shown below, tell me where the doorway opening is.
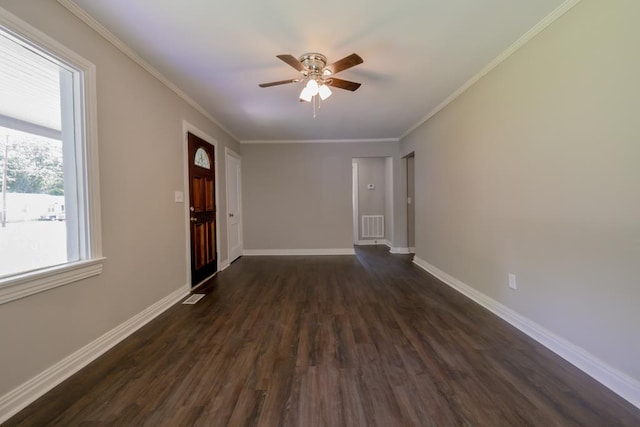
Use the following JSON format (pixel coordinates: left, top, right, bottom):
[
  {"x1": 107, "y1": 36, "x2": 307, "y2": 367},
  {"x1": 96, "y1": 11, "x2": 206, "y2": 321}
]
[{"x1": 352, "y1": 157, "x2": 393, "y2": 248}]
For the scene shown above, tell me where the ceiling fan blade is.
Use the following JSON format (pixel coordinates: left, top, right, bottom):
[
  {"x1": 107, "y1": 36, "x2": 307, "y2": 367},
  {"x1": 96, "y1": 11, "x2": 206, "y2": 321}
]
[
  {"x1": 326, "y1": 78, "x2": 361, "y2": 91},
  {"x1": 259, "y1": 78, "x2": 300, "y2": 88},
  {"x1": 276, "y1": 54, "x2": 305, "y2": 72},
  {"x1": 326, "y1": 53, "x2": 363, "y2": 74}
]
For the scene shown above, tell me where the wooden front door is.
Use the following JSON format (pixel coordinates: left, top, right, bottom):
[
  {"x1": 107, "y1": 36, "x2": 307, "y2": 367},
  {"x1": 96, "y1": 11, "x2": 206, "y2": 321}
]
[{"x1": 188, "y1": 132, "x2": 217, "y2": 286}]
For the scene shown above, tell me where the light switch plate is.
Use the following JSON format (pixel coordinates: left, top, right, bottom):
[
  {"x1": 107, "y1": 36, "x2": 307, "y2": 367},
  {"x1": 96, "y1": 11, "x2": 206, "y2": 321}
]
[{"x1": 174, "y1": 191, "x2": 184, "y2": 203}]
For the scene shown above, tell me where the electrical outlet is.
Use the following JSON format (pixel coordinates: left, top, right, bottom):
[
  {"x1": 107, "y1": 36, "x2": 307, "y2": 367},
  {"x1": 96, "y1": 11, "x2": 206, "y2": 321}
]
[{"x1": 508, "y1": 273, "x2": 517, "y2": 290}]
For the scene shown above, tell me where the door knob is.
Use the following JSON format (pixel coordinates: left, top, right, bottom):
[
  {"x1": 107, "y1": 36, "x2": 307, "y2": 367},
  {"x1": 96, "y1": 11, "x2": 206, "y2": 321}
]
[{"x1": 190, "y1": 217, "x2": 197, "y2": 222}]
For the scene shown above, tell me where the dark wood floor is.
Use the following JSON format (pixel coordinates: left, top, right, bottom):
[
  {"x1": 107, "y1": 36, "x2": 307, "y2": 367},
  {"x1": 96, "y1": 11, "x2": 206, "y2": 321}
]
[{"x1": 6, "y1": 246, "x2": 640, "y2": 426}]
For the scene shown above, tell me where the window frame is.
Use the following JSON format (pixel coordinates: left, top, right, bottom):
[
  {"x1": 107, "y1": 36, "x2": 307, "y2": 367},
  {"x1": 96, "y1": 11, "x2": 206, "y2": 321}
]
[{"x1": 0, "y1": 8, "x2": 103, "y2": 304}]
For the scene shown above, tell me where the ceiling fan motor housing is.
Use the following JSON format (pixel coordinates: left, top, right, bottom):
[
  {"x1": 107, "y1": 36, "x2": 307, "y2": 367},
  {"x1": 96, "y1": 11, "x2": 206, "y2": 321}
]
[
  {"x1": 259, "y1": 52, "x2": 361, "y2": 92},
  {"x1": 299, "y1": 53, "x2": 327, "y2": 77}
]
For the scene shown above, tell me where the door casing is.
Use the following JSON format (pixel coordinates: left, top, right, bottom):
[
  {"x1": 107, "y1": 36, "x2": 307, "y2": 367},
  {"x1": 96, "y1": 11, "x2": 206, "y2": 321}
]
[
  {"x1": 352, "y1": 161, "x2": 359, "y2": 245},
  {"x1": 182, "y1": 121, "x2": 220, "y2": 289},
  {"x1": 225, "y1": 147, "x2": 243, "y2": 263}
]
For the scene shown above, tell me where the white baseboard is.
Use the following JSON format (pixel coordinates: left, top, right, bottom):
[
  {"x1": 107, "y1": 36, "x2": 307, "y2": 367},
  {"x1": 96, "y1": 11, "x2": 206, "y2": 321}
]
[
  {"x1": 357, "y1": 240, "x2": 411, "y2": 255},
  {"x1": 390, "y1": 247, "x2": 411, "y2": 254},
  {"x1": 356, "y1": 240, "x2": 376, "y2": 245},
  {"x1": 356, "y1": 240, "x2": 387, "y2": 246},
  {"x1": 0, "y1": 286, "x2": 190, "y2": 423},
  {"x1": 412, "y1": 256, "x2": 640, "y2": 410},
  {"x1": 243, "y1": 248, "x2": 356, "y2": 256},
  {"x1": 219, "y1": 258, "x2": 230, "y2": 271}
]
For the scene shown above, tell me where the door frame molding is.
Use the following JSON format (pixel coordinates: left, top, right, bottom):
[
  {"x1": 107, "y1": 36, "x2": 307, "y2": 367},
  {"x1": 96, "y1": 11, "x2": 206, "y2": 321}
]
[
  {"x1": 182, "y1": 121, "x2": 221, "y2": 288},
  {"x1": 403, "y1": 152, "x2": 416, "y2": 254},
  {"x1": 352, "y1": 161, "x2": 359, "y2": 245},
  {"x1": 225, "y1": 147, "x2": 243, "y2": 263}
]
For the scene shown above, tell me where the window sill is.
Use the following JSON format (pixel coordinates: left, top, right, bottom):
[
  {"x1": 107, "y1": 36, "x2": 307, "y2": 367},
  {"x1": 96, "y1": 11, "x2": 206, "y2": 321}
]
[{"x1": 0, "y1": 258, "x2": 105, "y2": 305}]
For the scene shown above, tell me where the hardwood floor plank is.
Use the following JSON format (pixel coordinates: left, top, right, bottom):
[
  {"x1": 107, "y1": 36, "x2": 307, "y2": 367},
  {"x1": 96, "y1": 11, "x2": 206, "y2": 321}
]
[
  {"x1": 334, "y1": 313, "x2": 358, "y2": 369},
  {"x1": 296, "y1": 367, "x2": 320, "y2": 426},
  {"x1": 317, "y1": 366, "x2": 343, "y2": 426},
  {"x1": 392, "y1": 384, "x2": 433, "y2": 426},
  {"x1": 337, "y1": 369, "x2": 368, "y2": 427},
  {"x1": 354, "y1": 342, "x2": 405, "y2": 426},
  {"x1": 227, "y1": 387, "x2": 265, "y2": 427},
  {"x1": 5, "y1": 246, "x2": 640, "y2": 426}
]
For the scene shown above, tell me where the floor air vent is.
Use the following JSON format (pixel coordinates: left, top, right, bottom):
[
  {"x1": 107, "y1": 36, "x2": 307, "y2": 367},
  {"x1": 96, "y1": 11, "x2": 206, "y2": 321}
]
[{"x1": 182, "y1": 294, "x2": 205, "y2": 305}]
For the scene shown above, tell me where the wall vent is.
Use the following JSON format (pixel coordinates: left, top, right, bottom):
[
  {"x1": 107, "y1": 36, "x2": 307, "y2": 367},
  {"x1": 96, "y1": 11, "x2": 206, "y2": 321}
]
[{"x1": 361, "y1": 215, "x2": 384, "y2": 238}]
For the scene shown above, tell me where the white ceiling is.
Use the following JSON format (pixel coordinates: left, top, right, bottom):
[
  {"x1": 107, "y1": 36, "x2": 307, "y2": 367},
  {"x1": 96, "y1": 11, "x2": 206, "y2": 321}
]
[{"x1": 66, "y1": 0, "x2": 567, "y2": 142}]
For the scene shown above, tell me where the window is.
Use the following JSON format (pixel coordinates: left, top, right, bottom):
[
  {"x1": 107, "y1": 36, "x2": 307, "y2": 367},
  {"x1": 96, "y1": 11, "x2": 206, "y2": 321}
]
[
  {"x1": 0, "y1": 10, "x2": 102, "y2": 304},
  {"x1": 194, "y1": 147, "x2": 211, "y2": 169}
]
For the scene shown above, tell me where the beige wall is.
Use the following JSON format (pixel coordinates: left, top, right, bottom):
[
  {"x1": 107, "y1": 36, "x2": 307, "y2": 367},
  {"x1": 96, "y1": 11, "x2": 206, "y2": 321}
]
[
  {"x1": 242, "y1": 143, "x2": 401, "y2": 250},
  {"x1": 401, "y1": 0, "x2": 640, "y2": 381},
  {"x1": 0, "y1": 0, "x2": 240, "y2": 396}
]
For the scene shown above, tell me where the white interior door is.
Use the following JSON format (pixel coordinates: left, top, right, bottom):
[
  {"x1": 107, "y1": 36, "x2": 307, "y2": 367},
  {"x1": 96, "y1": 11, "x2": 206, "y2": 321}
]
[{"x1": 226, "y1": 149, "x2": 243, "y2": 263}]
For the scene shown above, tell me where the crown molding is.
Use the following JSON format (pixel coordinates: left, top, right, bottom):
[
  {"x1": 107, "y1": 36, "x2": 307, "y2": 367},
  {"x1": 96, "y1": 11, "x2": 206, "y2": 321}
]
[
  {"x1": 56, "y1": 0, "x2": 239, "y2": 142},
  {"x1": 400, "y1": 0, "x2": 583, "y2": 140},
  {"x1": 241, "y1": 138, "x2": 399, "y2": 145},
  {"x1": 56, "y1": 0, "x2": 583, "y2": 145}
]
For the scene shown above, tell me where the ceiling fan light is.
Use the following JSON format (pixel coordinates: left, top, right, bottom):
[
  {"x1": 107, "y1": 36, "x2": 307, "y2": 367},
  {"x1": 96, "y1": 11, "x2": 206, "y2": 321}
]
[
  {"x1": 299, "y1": 87, "x2": 313, "y2": 102},
  {"x1": 306, "y1": 79, "x2": 319, "y2": 96},
  {"x1": 318, "y1": 84, "x2": 332, "y2": 100}
]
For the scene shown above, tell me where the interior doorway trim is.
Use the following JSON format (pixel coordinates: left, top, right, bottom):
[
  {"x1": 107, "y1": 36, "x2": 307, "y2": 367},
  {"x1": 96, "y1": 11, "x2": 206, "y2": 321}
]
[
  {"x1": 225, "y1": 147, "x2": 243, "y2": 265},
  {"x1": 352, "y1": 161, "x2": 359, "y2": 245},
  {"x1": 402, "y1": 152, "x2": 416, "y2": 254},
  {"x1": 182, "y1": 121, "x2": 221, "y2": 289}
]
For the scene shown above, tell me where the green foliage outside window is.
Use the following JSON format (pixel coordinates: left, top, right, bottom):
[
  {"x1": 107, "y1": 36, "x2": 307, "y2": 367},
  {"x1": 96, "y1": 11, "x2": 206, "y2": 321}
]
[{"x1": 1, "y1": 134, "x2": 63, "y2": 195}]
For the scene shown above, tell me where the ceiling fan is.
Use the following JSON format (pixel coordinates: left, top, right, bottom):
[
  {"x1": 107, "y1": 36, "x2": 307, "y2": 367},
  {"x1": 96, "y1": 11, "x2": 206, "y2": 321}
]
[{"x1": 259, "y1": 53, "x2": 364, "y2": 104}]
